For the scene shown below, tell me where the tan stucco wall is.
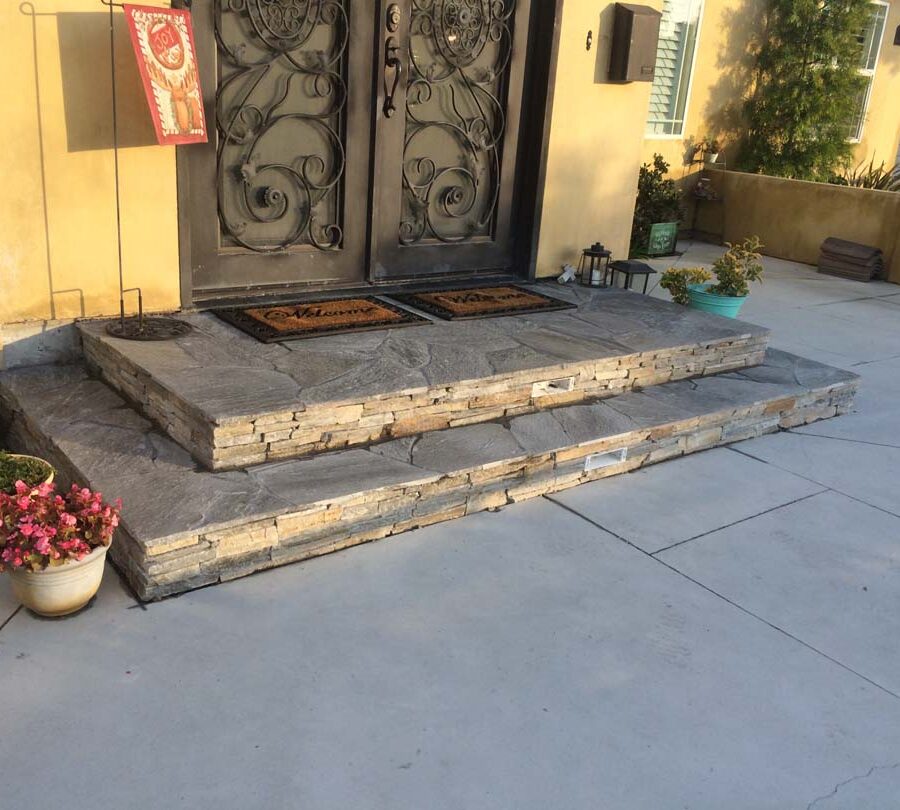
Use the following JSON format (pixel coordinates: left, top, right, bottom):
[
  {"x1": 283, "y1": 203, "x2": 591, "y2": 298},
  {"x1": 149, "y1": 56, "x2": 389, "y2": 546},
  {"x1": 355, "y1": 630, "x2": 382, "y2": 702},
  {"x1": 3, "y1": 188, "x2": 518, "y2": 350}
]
[
  {"x1": 0, "y1": 1, "x2": 180, "y2": 327},
  {"x1": 7, "y1": 0, "x2": 649, "y2": 320},
  {"x1": 643, "y1": 0, "x2": 763, "y2": 175},
  {"x1": 856, "y1": 1, "x2": 900, "y2": 166},
  {"x1": 643, "y1": 0, "x2": 900, "y2": 175},
  {"x1": 2, "y1": 1, "x2": 893, "y2": 327},
  {"x1": 697, "y1": 170, "x2": 900, "y2": 282},
  {"x1": 535, "y1": 0, "x2": 662, "y2": 277}
]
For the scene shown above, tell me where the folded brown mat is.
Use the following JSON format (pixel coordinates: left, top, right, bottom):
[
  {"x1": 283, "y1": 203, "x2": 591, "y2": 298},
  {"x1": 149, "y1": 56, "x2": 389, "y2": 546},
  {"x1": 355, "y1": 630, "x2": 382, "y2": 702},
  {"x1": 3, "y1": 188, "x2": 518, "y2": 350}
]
[{"x1": 818, "y1": 238, "x2": 884, "y2": 281}]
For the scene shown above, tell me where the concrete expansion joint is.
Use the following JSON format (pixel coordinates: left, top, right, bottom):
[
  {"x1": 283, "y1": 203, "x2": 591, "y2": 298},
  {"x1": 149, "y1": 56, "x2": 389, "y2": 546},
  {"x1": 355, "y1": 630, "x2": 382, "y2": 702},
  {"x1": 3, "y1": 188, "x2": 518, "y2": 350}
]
[
  {"x1": 725, "y1": 446, "x2": 900, "y2": 521},
  {"x1": 648, "y1": 490, "x2": 826, "y2": 556},
  {"x1": 550, "y1": 492, "x2": 900, "y2": 704},
  {"x1": 0, "y1": 606, "x2": 23, "y2": 636},
  {"x1": 785, "y1": 428, "x2": 900, "y2": 451}
]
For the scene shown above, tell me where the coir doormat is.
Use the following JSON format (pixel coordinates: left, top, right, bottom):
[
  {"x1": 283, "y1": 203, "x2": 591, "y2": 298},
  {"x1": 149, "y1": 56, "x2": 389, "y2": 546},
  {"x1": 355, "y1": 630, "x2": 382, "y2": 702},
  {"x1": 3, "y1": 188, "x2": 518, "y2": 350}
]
[
  {"x1": 389, "y1": 285, "x2": 575, "y2": 321},
  {"x1": 214, "y1": 297, "x2": 429, "y2": 343}
]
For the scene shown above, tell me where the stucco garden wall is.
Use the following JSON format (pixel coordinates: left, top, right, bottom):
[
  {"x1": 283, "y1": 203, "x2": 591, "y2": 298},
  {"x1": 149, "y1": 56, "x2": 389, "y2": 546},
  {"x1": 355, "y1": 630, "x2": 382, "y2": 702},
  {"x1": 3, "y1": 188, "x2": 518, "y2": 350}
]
[{"x1": 697, "y1": 170, "x2": 900, "y2": 283}]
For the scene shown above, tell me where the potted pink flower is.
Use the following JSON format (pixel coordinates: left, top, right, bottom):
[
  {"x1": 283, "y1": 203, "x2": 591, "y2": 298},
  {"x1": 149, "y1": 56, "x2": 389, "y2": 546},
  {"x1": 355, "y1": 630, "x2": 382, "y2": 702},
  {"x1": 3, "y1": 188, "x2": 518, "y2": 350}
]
[{"x1": 0, "y1": 481, "x2": 121, "y2": 616}]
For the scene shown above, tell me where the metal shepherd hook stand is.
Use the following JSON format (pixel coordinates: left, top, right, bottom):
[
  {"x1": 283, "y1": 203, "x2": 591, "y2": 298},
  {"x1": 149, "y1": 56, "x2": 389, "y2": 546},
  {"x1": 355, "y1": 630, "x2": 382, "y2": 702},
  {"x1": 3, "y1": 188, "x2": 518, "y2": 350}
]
[{"x1": 102, "y1": 0, "x2": 191, "y2": 341}]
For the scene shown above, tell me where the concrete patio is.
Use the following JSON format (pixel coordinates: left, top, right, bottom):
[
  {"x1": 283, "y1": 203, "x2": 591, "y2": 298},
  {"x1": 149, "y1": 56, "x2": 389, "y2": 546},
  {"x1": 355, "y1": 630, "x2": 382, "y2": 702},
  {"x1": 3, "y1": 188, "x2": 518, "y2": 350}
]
[{"x1": 2, "y1": 242, "x2": 899, "y2": 809}]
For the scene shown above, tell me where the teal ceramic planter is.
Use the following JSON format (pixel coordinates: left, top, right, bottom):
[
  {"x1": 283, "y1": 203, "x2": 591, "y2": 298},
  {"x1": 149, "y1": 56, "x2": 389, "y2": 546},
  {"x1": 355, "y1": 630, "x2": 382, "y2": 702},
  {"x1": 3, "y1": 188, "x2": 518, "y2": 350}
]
[{"x1": 687, "y1": 283, "x2": 747, "y2": 318}]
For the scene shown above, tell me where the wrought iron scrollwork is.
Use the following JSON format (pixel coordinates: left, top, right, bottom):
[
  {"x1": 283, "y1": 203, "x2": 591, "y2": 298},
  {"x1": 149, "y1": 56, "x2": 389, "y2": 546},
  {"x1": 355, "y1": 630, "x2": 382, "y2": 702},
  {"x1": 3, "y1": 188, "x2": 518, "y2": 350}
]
[
  {"x1": 215, "y1": 0, "x2": 349, "y2": 253},
  {"x1": 400, "y1": 0, "x2": 517, "y2": 245}
]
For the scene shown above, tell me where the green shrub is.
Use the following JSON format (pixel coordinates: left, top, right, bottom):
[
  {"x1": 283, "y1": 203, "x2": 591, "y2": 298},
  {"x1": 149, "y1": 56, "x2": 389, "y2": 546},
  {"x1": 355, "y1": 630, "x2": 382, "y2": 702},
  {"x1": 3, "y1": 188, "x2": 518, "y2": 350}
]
[
  {"x1": 630, "y1": 154, "x2": 683, "y2": 257},
  {"x1": 708, "y1": 237, "x2": 765, "y2": 297},
  {"x1": 829, "y1": 158, "x2": 900, "y2": 191},
  {"x1": 661, "y1": 237, "x2": 765, "y2": 304},
  {"x1": 660, "y1": 267, "x2": 712, "y2": 305},
  {"x1": 738, "y1": 0, "x2": 872, "y2": 180}
]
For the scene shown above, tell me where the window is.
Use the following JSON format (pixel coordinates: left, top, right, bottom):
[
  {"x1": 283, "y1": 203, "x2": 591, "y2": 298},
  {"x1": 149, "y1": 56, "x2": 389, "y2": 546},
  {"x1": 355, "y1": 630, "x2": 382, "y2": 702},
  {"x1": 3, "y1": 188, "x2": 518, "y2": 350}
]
[
  {"x1": 645, "y1": 0, "x2": 704, "y2": 137},
  {"x1": 847, "y1": 1, "x2": 888, "y2": 141}
]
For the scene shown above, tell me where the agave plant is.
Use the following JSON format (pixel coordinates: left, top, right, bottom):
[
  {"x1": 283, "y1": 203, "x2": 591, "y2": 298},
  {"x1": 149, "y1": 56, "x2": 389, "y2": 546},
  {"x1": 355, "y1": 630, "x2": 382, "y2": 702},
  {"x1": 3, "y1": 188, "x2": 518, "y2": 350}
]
[{"x1": 829, "y1": 158, "x2": 900, "y2": 191}]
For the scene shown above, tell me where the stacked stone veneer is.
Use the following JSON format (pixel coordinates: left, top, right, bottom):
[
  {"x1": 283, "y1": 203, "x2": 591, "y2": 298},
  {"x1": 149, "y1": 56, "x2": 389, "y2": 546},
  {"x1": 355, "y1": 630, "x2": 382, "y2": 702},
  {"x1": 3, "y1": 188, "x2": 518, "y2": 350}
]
[
  {"x1": 82, "y1": 329, "x2": 768, "y2": 470},
  {"x1": 0, "y1": 355, "x2": 856, "y2": 601},
  {"x1": 100, "y1": 376, "x2": 859, "y2": 600}
]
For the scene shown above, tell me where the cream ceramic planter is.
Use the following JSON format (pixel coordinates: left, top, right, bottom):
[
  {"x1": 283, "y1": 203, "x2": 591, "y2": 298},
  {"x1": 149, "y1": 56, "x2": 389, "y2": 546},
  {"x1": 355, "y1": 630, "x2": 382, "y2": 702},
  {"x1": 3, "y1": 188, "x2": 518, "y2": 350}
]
[{"x1": 8, "y1": 545, "x2": 108, "y2": 617}]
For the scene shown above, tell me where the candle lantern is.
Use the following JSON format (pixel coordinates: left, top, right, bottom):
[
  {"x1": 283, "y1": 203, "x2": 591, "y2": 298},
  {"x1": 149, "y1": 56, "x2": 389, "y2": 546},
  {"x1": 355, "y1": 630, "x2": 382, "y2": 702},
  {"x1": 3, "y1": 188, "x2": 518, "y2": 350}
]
[{"x1": 578, "y1": 243, "x2": 612, "y2": 287}]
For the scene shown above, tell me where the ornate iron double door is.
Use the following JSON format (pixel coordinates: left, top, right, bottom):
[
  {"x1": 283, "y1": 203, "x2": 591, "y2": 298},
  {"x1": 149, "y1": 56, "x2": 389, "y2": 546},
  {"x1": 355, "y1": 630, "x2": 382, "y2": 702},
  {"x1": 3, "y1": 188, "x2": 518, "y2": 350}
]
[{"x1": 186, "y1": 0, "x2": 533, "y2": 298}]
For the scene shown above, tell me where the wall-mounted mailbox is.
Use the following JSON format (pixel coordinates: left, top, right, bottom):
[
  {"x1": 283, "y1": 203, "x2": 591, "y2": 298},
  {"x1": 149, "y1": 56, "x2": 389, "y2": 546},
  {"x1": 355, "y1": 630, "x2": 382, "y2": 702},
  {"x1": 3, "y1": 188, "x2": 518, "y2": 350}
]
[{"x1": 608, "y1": 3, "x2": 662, "y2": 83}]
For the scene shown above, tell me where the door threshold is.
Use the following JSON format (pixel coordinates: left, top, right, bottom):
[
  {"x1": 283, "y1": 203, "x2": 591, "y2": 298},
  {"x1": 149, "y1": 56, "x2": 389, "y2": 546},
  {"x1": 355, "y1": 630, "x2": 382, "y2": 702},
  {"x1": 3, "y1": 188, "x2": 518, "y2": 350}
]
[{"x1": 192, "y1": 273, "x2": 527, "y2": 311}]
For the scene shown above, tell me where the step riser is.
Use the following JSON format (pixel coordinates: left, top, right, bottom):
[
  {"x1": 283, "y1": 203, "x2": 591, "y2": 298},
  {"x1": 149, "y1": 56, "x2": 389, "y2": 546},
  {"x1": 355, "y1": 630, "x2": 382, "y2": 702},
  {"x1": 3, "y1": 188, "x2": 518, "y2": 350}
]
[
  {"x1": 5, "y1": 374, "x2": 854, "y2": 601},
  {"x1": 82, "y1": 329, "x2": 768, "y2": 470}
]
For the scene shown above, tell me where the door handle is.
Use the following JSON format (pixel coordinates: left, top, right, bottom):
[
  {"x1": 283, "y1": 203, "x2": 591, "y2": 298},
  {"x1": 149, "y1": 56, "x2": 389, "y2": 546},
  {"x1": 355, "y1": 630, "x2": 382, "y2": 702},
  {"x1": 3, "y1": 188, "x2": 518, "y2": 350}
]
[{"x1": 383, "y1": 36, "x2": 402, "y2": 119}]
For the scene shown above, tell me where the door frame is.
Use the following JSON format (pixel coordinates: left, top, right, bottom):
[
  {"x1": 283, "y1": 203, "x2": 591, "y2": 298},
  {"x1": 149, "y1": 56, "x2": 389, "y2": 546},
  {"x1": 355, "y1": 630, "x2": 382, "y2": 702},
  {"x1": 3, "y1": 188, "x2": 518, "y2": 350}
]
[{"x1": 176, "y1": 0, "x2": 564, "y2": 308}]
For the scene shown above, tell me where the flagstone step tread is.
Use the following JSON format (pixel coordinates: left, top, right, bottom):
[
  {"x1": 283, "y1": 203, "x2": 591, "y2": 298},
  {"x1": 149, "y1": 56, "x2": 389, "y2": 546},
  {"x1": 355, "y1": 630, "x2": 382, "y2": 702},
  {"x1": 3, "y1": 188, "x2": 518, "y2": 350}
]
[
  {"x1": 0, "y1": 350, "x2": 856, "y2": 601},
  {"x1": 79, "y1": 287, "x2": 770, "y2": 469}
]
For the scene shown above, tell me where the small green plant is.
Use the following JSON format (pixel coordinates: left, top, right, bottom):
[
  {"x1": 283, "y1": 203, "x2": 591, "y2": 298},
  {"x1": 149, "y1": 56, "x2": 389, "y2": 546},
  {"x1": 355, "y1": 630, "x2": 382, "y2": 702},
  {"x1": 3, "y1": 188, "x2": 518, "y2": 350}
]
[
  {"x1": 630, "y1": 154, "x2": 683, "y2": 257},
  {"x1": 0, "y1": 452, "x2": 53, "y2": 495},
  {"x1": 708, "y1": 237, "x2": 764, "y2": 297},
  {"x1": 661, "y1": 237, "x2": 765, "y2": 304},
  {"x1": 829, "y1": 158, "x2": 900, "y2": 191},
  {"x1": 660, "y1": 267, "x2": 712, "y2": 305}
]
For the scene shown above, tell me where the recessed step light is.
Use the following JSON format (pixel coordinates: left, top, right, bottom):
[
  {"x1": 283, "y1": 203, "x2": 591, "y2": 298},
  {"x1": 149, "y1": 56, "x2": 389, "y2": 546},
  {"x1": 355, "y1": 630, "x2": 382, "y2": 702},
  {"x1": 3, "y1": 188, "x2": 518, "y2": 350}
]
[
  {"x1": 584, "y1": 448, "x2": 628, "y2": 472},
  {"x1": 532, "y1": 377, "x2": 576, "y2": 397}
]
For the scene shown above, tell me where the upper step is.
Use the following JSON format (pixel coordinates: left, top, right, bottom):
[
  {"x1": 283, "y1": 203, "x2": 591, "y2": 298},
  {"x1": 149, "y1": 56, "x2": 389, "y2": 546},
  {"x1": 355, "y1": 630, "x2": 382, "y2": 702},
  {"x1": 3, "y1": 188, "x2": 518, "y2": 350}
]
[
  {"x1": 79, "y1": 287, "x2": 769, "y2": 470},
  {"x1": 0, "y1": 349, "x2": 855, "y2": 601}
]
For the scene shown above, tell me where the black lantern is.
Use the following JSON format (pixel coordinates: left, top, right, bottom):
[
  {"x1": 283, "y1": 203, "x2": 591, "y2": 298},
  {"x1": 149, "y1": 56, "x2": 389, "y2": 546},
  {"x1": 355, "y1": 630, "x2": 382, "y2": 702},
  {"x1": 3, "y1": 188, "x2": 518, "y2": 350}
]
[{"x1": 578, "y1": 242, "x2": 612, "y2": 287}]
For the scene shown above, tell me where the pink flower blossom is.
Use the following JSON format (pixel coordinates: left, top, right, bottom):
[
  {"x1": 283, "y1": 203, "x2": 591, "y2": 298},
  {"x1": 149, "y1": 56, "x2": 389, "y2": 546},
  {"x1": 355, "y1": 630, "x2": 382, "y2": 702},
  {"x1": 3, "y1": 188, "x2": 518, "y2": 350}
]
[{"x1": 0, "y1": 481, "x2": 121, "y2": 573}]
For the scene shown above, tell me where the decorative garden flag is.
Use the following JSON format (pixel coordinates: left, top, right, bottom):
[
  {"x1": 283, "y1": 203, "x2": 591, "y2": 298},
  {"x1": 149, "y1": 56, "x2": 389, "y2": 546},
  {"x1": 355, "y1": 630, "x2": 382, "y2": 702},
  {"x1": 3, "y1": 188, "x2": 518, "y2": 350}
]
[{"x1": 124, "y1": 4, "x2": 207, "y2": 145}]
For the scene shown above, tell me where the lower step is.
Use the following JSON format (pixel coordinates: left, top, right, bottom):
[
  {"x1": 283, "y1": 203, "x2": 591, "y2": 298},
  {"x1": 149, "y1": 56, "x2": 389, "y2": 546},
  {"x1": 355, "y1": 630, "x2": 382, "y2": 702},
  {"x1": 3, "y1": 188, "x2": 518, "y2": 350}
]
[{"x1": 0, "y1": 350, "x2": 857, "y2": 601}]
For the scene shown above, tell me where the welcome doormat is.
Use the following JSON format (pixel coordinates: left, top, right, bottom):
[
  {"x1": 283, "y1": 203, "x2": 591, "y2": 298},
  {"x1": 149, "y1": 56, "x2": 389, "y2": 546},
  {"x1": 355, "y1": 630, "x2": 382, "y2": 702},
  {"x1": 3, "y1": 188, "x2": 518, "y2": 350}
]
[
  {"x1": 214, "y1": 297, "x2": 429, "y2": 342},
  {"x1": 389, "y1": 285, "x2": 575, "y2": 321}
]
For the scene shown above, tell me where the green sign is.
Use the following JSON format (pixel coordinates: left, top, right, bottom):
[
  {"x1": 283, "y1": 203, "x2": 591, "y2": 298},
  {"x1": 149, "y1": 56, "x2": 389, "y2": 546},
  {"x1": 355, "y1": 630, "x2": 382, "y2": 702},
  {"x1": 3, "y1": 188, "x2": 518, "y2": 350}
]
[{"x1": 647, "y1": 222, "x2": 679, "y2": 256}]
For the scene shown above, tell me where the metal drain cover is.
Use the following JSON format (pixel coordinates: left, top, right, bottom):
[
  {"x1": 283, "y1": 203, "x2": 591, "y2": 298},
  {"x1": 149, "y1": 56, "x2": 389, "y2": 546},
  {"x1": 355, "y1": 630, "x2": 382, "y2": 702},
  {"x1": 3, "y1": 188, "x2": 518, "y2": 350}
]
[{"x1": 105, "y1": 317, "x2": 193, "y2": 341}]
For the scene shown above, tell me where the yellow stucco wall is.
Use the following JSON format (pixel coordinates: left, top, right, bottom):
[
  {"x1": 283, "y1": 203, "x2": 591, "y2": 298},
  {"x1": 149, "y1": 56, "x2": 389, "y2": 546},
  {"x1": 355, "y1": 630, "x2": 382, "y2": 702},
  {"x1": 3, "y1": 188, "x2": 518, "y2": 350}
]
[
  {"x1": 535, "y1": 0, "x2": 662, "y2": 277},
  {"x1": 7, "y1": 0, "x2": 652, "y2": 318},
  {"x1": 643, "y1": 0, "x2": 900, "y2": 174},
  {"x1": 696, "y1": 170, "x2": 900, "y2": 282},
  {"x1": 2, "y1": 1, "x2": 895, "y2": 327},
  {"x1": 0, "y1": 1, "x2": 180, "y2": 326},
  {"x1": 642, "y1": 0, "x2": 762, "y2": 175},
  {"x1": 857, "y1": 2, "x2": 900, "y2": 166}
]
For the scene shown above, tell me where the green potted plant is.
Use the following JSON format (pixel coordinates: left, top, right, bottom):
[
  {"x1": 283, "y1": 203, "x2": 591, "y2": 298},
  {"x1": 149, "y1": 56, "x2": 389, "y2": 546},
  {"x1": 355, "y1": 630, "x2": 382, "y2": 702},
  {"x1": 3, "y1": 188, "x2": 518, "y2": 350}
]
[
  {"x1": 630, "y1": 154, "x2": 683, "y2": 257},
  {"x1": 0, "y1": 451, "x2": 55, "y2": 494},
  {"x1": 0, "y1": 481, "x2": 121, "y2": 616},
  {"x1": 660, "y1": 237, "x2": 764, "y2": 318}
]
